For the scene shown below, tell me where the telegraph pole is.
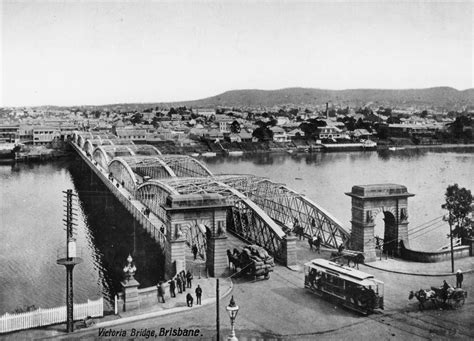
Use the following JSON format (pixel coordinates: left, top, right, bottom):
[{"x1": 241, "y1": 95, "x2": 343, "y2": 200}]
[
  {"x1": 57, "y1": 189, "x2": 82, "y2": 333},
  {"x1": 216, "y1": 278, "x2": 220, "y2": 341}
]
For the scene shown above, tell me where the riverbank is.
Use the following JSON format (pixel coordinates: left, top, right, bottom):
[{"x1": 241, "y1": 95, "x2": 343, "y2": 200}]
[
  {"x1": 3, "y1": 140, "x2": 473, "y2": 164},
  {"x1": 145, "y1": 140, "x2": 474, "y2": 157}
]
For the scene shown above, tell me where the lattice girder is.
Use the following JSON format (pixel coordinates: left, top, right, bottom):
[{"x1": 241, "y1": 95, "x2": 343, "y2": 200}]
[{"x1": 216, "y1": 176, "x2": 350, "y2": 248}]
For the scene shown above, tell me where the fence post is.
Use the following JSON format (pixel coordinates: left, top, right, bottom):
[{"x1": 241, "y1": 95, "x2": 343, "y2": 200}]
[{"x1": 115, "y1": 295, "x2": 118, "y2": 315}]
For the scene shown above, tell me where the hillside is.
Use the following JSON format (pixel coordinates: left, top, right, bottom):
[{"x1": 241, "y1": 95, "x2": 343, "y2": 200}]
[
  {"x1": 21, "y1": 87, "x2": 474, "y2": 111},
  {"x1": 167, "y1": 87, "x2": 474, "y2": 109}
]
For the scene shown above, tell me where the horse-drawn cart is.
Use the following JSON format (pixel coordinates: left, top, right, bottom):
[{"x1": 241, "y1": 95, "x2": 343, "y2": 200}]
[
  {"x1": 227, "y1": 245, "x2": 275, "y2": 280},
  {"x1": 409, "y1": 286, "x2": 467, "y2": 310}
]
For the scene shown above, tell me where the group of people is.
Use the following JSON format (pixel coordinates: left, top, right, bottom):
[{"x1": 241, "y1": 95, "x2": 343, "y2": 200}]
[
  {"x1": 308, "y1": 235, "x2": 322, "y2": 253},
  {"x1": 157, "y1": 270, "x2": 203, "y2": 307}
]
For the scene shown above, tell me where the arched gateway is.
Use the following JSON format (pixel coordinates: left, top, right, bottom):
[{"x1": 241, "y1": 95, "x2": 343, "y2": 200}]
[{"x1": 346, "y1": 184, "x2": 415, "y2": 261}]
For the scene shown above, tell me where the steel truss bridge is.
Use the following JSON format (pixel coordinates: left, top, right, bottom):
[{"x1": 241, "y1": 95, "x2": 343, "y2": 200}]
[{"x1": 74, "y1": 133, "x2": 349, "y2": 261}]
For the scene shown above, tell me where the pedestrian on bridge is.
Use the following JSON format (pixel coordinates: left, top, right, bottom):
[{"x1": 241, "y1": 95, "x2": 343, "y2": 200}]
[
  {"x1": 192, "y1": 244, "x2": 198, "y2": 260},
  {"x1": 169, "y1": 278, "x2": 176, "y2": 297},
  {"x1": 315, "y1": 236, "x2": 322, "y2": 254},
  {"x1": 186, "y1": 270, "x2": 193, "y2": 288}
]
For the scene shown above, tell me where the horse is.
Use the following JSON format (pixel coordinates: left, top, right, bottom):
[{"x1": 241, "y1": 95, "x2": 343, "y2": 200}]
[
  {"x1": 345, "y1": 253, "x2": 365, "y2": 269},
  {"x1": 227, "y1": 249, "x2": 241, "y2": 271},
  {"x1": 330, "y1": 251, "x2": 344, "y2": 264},
  {"x1": 408, "y1": 289, "x2": 437, "y2": 310},
  {"x1": 330, "y1": 251, "x2": 365, "y2": 269}
]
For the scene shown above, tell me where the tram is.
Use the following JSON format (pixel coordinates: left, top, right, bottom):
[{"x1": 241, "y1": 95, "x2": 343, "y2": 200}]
[{"x1": 304, "y1": 258, "x2": 384, "y2": 314}]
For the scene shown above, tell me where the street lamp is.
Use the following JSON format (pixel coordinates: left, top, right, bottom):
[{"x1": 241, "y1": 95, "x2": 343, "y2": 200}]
[
  {"x1": 123, "y1": 254, "x2": 137, "y2": 281},
  {"x1": 226, "y1": 296, "x2": 239, "y2": 341}
]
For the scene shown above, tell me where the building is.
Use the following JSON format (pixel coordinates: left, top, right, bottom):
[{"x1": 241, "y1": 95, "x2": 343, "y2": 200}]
[
  {"x1": 214, "y1": 115, "x2": 234, "y2": 133},
  {"x1": 33, "y1": 126, "x2": 61, "y2": 145},
  {"x1": 269, "y1": 126, "x2": 289, "y2": 142},
  {"x1": 0, "y1": 124, "x2": 19, "y2": 143},
  {"x1": 287, "y1": 128, "x2": 305, "y2": 140},
  {"x1": 116, "y1": 128, "x2": 148, "y2": 141},
  {"x1": 316, "y1": 126, "x2": 345, "y2": 139},
  {"x1": 387, "y1": 123, "x2": 445, "y2": 138}
]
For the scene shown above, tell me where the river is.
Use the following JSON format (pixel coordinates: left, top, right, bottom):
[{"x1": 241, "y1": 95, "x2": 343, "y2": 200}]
[{"x1": 0, "y1": 148, "x2": 472, "y2": 314}]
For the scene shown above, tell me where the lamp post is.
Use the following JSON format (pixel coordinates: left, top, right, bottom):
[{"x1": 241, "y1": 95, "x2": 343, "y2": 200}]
[
  {"x1": 123, "y1": 254, "x2": 137, "y2": 281},
  {"x1": 226, "y1": 296, "x2": 239, "y2": 341}
]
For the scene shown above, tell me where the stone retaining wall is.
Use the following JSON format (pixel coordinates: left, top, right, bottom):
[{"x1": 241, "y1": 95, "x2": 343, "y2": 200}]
[{"x1": 400, "y1": 240, "x2": 471, "y2": 262}]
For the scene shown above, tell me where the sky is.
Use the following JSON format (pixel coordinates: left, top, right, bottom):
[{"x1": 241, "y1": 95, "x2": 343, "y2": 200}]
[{"x1": 1, "y1": 0, "x2": 473, "y2": 107}]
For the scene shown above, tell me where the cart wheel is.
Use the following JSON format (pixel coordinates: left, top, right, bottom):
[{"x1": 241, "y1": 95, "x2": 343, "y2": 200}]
[{"x1": 452, "y1": 298, "x2": 465, "y2": 309}]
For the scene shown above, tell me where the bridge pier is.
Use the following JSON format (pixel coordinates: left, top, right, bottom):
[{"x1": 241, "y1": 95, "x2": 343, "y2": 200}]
[
  {"x1": 346, "y1": 184, "x2": 414, "y2": 262},
  {"x1": 165, "y1": 193, "x2": 232, "y2": 278},
  {"x1": 281, "y1": 234, "x2": 297, "y2": 267}
]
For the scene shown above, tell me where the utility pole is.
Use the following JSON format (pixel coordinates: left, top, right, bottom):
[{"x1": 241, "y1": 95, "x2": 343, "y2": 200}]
[
  {"x1": 57, "y1": 189, "x2": 82, "y2": 333},
  {"x1": 448, "y1": 213, "x2": 455, "y2": 273},
  {"x1": 216, "y1": 278, "x2": 220, "y2": 341}
]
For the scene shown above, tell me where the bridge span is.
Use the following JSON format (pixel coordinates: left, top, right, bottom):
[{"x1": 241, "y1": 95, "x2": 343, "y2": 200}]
[{"x1": 71, "y1": 132, "x2": 349, "y2": 277}]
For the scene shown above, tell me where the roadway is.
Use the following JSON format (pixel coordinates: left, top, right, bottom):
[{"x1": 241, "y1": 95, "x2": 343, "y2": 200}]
[{"x1": 53, "y1": 238, "x2": 474, "y2": 340}]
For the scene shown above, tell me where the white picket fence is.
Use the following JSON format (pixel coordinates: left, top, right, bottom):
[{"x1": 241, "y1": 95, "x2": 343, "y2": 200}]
[{"x1": 0, "y1": 298, "x2": 103, "y2": 334}]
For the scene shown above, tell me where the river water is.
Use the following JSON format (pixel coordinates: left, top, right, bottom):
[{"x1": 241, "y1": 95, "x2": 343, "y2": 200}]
[{"x1": 0, "y1": 148, "x2": 472, "y2": 314}]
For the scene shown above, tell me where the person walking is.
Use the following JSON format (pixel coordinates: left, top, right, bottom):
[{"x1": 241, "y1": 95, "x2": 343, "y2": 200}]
[
  {"x1": 176, "y1": 276, "x2": 182, "y2": 294},
  {"x1": 157, "y1": 282, "x2": 165, "y2": 303},
  {"x1": 180, "y1": 271, "x2": 186, "y2": 292},
  {"x1": 315, "y1": 236, "x2": 322, "y2": 254},
  {"x1": 195, "y1": 285, "x2": 202, "y2": 305},
  {"x1": 456, "y1": 269, "x2": 464, "y2": 288},
  {"x1": 186, "y1": 270, "x2": 193, "y2": 288},
  {"x1": 169, "y1": 278, "x2": 176, "y2": 297},
  {"x1": 192, "y1": 244, "x2": 198, "y2": 260},
  {"x1": 308, "y1": 236, "x2": 313, "y2": 250},
  {"x1": 186, "y1": 293, "x2": 193, "y2": 307}
]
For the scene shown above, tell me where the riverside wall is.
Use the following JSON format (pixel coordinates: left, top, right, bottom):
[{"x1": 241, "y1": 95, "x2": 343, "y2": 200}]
[{"x1": 400, "y1": 241, "x2": 472, "y2": 263}]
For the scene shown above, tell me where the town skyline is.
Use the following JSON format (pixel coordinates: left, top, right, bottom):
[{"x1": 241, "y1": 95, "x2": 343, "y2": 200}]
[{"x1": 1, "y1": 1, "x2": 473, "y2": 107}]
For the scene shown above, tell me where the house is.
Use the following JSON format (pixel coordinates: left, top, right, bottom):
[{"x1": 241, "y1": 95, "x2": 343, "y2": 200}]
[
  {"x1": 316, "y1": 126, "x2": 344, "y2": 139},
  {"x1": 287, "y1": 128, "x2": 305, "y2": 140},
  {"x1": 203, "y1": 128, "x2": 224, "y2": 142},
  {"x1": 214, "y1": 115, "x2": 234, "y2": 133},
  {"x1": 228, "y1": 130, "x2": 254, "y2": 143},
  {"x1": 0, "y1": 124, "x2": 19, "y2": 143},
  {"x1": 352, "y1": 129, "x2": 373, "y2": 140},
  {"x1": 269, "y1": 126, "x2": 289, "y2": 142}
]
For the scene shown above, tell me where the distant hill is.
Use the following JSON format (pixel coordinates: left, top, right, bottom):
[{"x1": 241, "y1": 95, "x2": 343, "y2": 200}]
[
  {"x1": 166, "y1": 87, "x2": 474, "y2": 110},
  {"x1": 18, "y1": 86, "x2": 474, "y2": 111}
]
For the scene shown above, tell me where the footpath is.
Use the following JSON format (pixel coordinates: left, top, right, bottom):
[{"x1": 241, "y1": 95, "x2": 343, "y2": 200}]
[
  {"x1": 4, "y1": 277, "x2": 233, "y2": 340},
  {"x1": 363, "y1": 255, "x2": 474, "y2": 276}
]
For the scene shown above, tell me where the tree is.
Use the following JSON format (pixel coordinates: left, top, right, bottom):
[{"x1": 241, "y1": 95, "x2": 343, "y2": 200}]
[
  {"x1": 130, "y1": 112, "x2": 143, "y2": 125},
  {"x1": 444, "y1": 184, "x2": 473, "y2": 243},
  {"x1": 151, "y1": 115, "x2": 161, "y2": 128},
  {"x1": 252, "y1": 126, "x2": 273, "y2": 142},
  {"x1": 230, "y1": 120, "x2": 241, "y2": 134}
]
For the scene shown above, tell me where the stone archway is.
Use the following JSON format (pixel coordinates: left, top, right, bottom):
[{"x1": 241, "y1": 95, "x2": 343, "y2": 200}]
[{"x1": 346, "y1": 184, "x2": 414, "y2": 261}]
